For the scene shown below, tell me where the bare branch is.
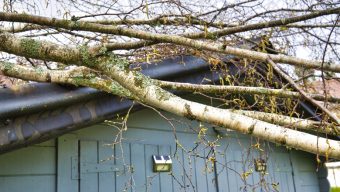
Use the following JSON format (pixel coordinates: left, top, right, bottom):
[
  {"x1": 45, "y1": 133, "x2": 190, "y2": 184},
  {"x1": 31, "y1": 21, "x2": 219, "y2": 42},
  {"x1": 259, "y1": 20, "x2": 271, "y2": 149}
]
[
  {"x1": 267, "y1": 58, "x2": 340, "y2": 124},
  {"x1": 156, "y1": 80, "x2": 340, "y2": 103},
  {"x1": 222, "y1": 109, "x2": 340, "y2": 135}
]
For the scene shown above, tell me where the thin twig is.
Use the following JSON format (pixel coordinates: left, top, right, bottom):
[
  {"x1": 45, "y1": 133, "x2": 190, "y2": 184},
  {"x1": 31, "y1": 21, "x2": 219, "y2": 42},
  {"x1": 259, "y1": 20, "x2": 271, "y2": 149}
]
[{"x1": 267, "y1": 58, "x2": 340, "y2": 125}]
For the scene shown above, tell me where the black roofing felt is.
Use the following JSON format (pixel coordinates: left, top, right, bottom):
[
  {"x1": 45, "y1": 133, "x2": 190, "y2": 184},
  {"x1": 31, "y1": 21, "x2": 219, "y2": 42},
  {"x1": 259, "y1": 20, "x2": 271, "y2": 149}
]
[{"x1": 0, "y1": 54, "x2": 321, "y2": 154}]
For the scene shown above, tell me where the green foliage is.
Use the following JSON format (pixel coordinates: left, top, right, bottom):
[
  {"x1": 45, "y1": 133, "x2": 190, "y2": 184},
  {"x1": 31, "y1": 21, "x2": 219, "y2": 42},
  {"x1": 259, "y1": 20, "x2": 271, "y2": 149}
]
[{"x1": 331, "y1": 187, "x2": 340, "y2": 192}]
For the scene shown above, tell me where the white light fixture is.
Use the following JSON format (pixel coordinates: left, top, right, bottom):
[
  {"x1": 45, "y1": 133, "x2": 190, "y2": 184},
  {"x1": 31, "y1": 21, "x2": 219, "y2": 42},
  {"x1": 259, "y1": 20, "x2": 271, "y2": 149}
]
[{"x1": 152, "y1": 155, "x2": 172, "y2": 172}]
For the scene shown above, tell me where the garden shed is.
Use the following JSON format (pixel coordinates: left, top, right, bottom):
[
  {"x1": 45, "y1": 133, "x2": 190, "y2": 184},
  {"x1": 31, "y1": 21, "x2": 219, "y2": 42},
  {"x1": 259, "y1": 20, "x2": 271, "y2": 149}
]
[{"x1": 0, "y1": 55, "x2": 330, "y2": 192}]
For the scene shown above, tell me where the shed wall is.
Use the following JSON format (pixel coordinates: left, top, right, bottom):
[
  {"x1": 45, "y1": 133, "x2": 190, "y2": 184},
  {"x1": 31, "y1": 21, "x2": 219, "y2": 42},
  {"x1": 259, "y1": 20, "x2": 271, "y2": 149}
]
[
  {"x1": 0, "y1": 109, "x2": 323, "y2": 191},
  {"x1": 0, "y1": 140, "x2": 56, "y2": 192}
]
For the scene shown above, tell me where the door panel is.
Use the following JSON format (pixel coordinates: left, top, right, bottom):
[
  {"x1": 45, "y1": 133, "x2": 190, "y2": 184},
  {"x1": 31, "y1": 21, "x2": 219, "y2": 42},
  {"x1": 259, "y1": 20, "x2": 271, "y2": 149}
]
[
  {"x1": 214, "y1": 144, "x2": 296, "y2": 192},
  {"x1": 75, "y1": 140, "x2": 176, "y2": 192},
  {"x1": 80, "y1": 141, "x2": 99, "y2": 192}
]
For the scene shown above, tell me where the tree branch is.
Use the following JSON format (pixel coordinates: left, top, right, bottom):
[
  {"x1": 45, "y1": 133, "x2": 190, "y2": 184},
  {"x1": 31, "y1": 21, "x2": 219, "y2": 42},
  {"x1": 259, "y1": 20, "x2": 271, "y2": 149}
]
[
  {"x1": 0, "y1": 30, "x2": 339, "y2": 73},
  {"x1": 267, "y1": 58, "x2": 340, "y2": 124},
  {"x1": 156, "y1": 80, "x2": 340, "y2": 103},
  {"x1": 230, "y1": 109, "x2": 340, "y2": 135},
  {"x1": 95, "y1": 56, "x2": 340, "y2": 159},
  {"x1": 0, "y1": 36, "x2": 339, "y2": 158},
  {"x1": 185, "y1": 7, "x2": 340, "y2": 38},
  {"x1": 0, "y1": 61, "x2": 131, "y2": 97}
]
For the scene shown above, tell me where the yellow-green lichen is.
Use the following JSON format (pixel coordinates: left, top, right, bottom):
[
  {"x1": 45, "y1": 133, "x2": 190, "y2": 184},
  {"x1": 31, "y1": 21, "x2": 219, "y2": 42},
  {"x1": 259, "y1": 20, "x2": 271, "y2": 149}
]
[
  {"x1": 97, "y1": 54, "x2": 130, "y2": 71},
  {"x1": 79, "y1": 45, "x2": 97, "y2": 67},
  {"x1": 155, "y1": 86, "x2": 171, "y2": 101},
  {"x1": 133, "y1": 71, "x2": 153, "y2": 88},
  {"x1": 98, "y1": 46, "x2": 108, "y2": 55},
  {"x1": 35, "y1": 67, "x2": 44, "y2": 75},
  {"x1": 20, "y1": 38, "x2": 42, "y2": 58},
  {"x1": 0, "y1": 62, "x2": 15, "y2": 76}
]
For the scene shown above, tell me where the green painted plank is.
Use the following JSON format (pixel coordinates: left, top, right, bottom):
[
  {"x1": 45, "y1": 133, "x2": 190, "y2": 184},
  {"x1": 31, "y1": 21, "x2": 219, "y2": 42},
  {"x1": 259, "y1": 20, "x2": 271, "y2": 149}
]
[
  {"x1": 126, "y1": 110, "x2": 186, "y2": 132},
  {"x1": 130, "y1": 143, "x2": 146, "y2": 191},
  {"x1": 178, "y1": 135, "x2": 203, "y2": 192},
  {"x1": 215, "y1": 148, "x2": 229, "y2": 192},
  {"x1": 159, "y1": 145, "x2": 173, "y2": 192},
  {"x1": 248, "y1": 150, "x2": 262, "y2": 192},
  {"x1": 0, "y1": 175, "x2": 56, "y2": 192},
  {"x1": 298, "y1": 186, "x2": 319, "y2": 192},
  {"x1": 272, "y1": 152, "x2": 295, "y2": 192},
  {"x1": 122, "y1": 128, "x2": 178, "y2": 146},
  {"x1": 0, "y1": 146, "x2": 55, "y2": 175},
  {"x1": 126, "y1": 109, "x2": 219, "y2": 135},
  {"x1": 80, "y1": 140, "x2": 99, "y2": 192},
  {"x1": 296, "y1": 170, "x2": 318, "y2": 186},
  {"x1": 225, "y1": 149, "x2": 244, "y2": 191},
  {"x1": 57, "y1": 134, "x2": 78, "y2": 192},
  {"x1": 265, "y1": 152, "x2": 280, "y2": 191},
  {"x1": 171, "y1": 147, "x2": 185, "y2": 192},
  {"x1": 75, "y1": 125, "x2": 119, "y2": 141},
  {"x1": 115, "y1": 142, "x2": 131, "y2": 192},
  {"x1": 225, "y1": 139, "x2": 255, "y2": 190},
  {"x1": 195, "y1": 148, "x2": 208, "y2": 192},
  {"x1": 205, "y1": 149, "x2": 217, "y2": 192},
  {"x1": 98, "y1": 141, "x2": 116, "y2": 192},
  {"x1": 290, "y1": 150, "x2": 320, "y2": 192},
  {"x1": 145, "y1": 144, "x2": 160, "y2": 192}
]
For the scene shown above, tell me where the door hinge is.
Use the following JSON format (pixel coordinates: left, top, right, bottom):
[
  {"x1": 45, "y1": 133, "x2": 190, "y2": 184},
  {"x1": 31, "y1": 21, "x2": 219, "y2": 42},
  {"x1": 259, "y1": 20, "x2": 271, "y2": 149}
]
[
  {"x1": 71, "y1": 156, "x2": 124, "y2": 180},
  {"x1": 80, "y1": 162, "x2": 123, "y2": 174}
]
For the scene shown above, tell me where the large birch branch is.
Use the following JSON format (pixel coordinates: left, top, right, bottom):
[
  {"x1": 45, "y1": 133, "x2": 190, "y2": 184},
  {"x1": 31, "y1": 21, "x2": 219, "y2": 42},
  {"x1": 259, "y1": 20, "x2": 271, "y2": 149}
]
[
  {"x1": 0, "y1": 35, "x2": 339, "y2": 159},
  {"x1": 0, "y1": 13, "x2": 340, "y2": 72},
  {"x1": 3, "y1": 60, "x2": 340, "y2": 108},
  {"x1": 4, "y1": 62, "x2": 339, "y2": 136},
  {"x1": 2, "y1": 62, "x2": 340, "y2": 136},
  {"x1": 94, "y1": 58, "x2": 340, "y2": 159},
  {"x1": 1, "y1": 31, "x2": 339, "y2": 105},
  {"x1": 230, "y1": 110, "x2": 340, "y2": 135}
]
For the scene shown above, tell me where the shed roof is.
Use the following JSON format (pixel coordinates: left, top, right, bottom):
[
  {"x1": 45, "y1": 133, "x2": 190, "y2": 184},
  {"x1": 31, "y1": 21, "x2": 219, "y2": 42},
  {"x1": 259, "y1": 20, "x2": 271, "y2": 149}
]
[{"x1": 0, "y1": 45, "x2": 320, "y2": 154}]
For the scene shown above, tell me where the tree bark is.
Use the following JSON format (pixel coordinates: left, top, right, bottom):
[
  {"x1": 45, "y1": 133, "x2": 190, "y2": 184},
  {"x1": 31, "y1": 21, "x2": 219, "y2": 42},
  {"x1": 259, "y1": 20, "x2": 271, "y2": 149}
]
[{"x1": 0, "y1": 31, "x2": 339, "y2": 159}]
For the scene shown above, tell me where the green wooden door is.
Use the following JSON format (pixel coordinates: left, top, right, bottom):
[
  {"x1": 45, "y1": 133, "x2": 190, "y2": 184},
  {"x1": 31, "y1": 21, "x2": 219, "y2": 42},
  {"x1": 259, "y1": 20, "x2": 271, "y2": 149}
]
[
  {"x1": 269, "y1": 152, "x2": 296, "y2": 192},
  {"x1": 58, "y1": 136, "x2": 179, "y2": 192},
  {"x1": 79, "y1": 140, "x2": 122, "y2": 192},
  {"x1": 57, "y1": 132, "x2": 301, "y2": 192},
  {"x1": 213, "y1": 143, "x2": 297, "y2": 192},
  {"x1": 58, "y1": 137, "x2": 220, "y2": 191}
]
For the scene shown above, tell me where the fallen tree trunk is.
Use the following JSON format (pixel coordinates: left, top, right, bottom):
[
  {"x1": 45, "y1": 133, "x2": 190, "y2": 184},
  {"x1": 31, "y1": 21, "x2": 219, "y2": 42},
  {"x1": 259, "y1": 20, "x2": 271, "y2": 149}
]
[{"x1": 0, "y1": 32, "x2": 339, "y2": 159}]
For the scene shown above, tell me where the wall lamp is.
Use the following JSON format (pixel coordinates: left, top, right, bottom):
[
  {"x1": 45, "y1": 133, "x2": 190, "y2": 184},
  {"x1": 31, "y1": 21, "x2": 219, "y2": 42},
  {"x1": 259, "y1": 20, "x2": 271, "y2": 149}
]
[{"x1": 152, "y1": 155, "x2": 172, "y2": 172}]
